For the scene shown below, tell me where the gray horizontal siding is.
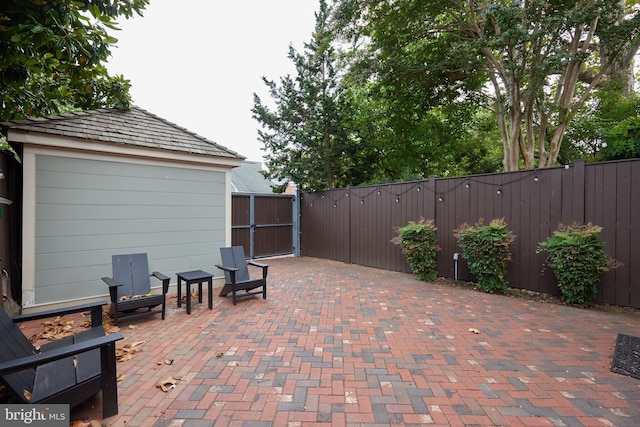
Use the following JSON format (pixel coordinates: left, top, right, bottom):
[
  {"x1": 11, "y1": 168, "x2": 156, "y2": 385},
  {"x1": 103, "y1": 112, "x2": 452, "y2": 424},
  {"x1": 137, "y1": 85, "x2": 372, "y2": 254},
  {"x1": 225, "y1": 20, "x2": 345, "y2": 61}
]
[{"x1": 34, "y1": 155, "x2": 226, "y2": 305}]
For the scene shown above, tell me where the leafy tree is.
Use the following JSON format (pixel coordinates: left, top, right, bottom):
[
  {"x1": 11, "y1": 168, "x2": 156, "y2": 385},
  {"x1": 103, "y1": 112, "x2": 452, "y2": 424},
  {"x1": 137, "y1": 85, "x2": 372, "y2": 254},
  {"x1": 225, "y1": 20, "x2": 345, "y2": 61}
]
[
  {"x1": 0, "y1": 0, "x2": 148, "y2": 122},
  {"x1": 565, "y1": 82, "x2": 640, "y2": 161},
  {"x1": 600, "y1": 116, "x2": 640, "y2": 160},
  {"x1": 334, "y1": 0, "x2": 640, "y2": 171},
  {"x1": 253, "y1": 0, "x2": 363, "y2": 191}
]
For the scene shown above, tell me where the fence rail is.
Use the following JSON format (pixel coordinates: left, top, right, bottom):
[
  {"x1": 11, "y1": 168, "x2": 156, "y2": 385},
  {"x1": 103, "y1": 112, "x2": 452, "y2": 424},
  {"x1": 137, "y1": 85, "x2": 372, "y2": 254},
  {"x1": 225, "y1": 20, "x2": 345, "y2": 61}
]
[{"x1": 300, "y1": 158, "x2": 640, "y2": 309}]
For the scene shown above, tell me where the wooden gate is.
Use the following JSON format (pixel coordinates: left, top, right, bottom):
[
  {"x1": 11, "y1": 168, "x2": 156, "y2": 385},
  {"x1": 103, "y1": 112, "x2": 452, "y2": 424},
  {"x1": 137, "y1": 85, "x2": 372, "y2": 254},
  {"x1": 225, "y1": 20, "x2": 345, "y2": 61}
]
[{"x1": 231, "y1": 193, "x2": 298, "y2": 258}]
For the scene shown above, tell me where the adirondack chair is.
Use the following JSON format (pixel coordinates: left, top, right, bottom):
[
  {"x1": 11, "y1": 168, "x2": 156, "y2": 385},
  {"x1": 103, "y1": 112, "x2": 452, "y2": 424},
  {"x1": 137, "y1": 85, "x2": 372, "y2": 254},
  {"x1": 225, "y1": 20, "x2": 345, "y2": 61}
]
[
  {"x1": 102, "y1": 253, "x2": 170, "y2": 324},
  {"x1": 216, "y1": 246, "x2": 268, "y2": 305},
  {"x1": 0, "y1": 301, "x2": 124, "y2": 418}
]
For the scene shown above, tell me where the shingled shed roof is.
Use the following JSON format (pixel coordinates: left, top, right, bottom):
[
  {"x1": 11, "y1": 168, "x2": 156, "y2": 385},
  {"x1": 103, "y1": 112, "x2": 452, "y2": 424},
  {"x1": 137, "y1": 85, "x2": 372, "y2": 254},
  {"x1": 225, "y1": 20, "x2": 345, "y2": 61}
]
[{"x1": 1, "y1": 106, "x2": 243, "y2": 159}]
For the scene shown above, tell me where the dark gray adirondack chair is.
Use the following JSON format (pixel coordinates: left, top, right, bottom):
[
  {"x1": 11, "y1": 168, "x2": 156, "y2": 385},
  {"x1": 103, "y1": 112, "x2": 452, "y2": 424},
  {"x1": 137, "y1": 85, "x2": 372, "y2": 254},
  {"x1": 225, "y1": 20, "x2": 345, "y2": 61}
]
[
  {"x1": 102, "y1": 253, "x2": 170, "y2": 324},
  {"x1": 216, "y1": 246, "x2": 268, "y2": 305},
  {"x1": 0, "y1": 301, "x2": 124, "y2": 418}
]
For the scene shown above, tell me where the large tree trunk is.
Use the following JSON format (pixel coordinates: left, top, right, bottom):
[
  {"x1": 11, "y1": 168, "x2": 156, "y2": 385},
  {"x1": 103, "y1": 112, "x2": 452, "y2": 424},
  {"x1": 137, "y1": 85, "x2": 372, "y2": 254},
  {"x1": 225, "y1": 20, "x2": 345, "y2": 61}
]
[
  {"x1": 600, "y1": 43, "x2": 639, "y2": 94},
  {"x1": 598, "y1": 0, "x2": 640, "y2": 95}
]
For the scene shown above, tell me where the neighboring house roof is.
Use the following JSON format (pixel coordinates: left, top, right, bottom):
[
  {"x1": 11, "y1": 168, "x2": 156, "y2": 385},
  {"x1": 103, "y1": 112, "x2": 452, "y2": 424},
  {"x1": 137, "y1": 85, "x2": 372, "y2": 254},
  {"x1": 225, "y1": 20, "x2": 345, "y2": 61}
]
[
  {"x1": 231, "y1": 161, "x2": 274, "y2": 193},
  {"x1": 1, "y1": 106, "x2": 243, "y2": 160}
]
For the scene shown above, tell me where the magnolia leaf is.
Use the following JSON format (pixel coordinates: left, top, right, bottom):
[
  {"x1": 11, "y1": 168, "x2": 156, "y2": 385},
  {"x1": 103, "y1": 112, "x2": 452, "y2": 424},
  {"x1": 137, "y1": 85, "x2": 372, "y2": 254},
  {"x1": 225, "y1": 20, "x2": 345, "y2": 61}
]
[{"x1": 156, "y1": 376, "x2": 180, "y2": 392}]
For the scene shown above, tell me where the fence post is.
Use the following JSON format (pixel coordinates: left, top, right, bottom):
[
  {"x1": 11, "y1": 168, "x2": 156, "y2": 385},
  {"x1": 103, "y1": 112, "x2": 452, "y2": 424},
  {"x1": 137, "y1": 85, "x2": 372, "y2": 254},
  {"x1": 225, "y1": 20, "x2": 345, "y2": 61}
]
[
  {"x1": 292, "y1": 186, "x2": 301, "y2": 257},
  {"x1": 249, "y1": 193, "x2": 255, "y2": 259}
]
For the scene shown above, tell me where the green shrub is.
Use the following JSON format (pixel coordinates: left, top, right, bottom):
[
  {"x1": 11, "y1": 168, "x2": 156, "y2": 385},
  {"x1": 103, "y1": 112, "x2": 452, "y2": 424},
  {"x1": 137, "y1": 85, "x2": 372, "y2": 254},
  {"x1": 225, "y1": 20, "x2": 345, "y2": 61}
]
[
  {"x1": 536, "y1": 223, "x2": 620, "y2": 306},
  {"x1": 454, "y1": 218, "x2": 516, "y2": 294},
  {"x1": 392, "y1": 218, "x2": 439, "y2": 281}
]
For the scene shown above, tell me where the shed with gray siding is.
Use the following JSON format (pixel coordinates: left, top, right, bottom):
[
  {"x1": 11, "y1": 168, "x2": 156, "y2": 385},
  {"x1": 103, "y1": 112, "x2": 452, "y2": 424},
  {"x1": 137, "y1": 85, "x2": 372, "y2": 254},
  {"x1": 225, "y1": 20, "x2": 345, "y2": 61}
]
[{"x1": 1, "y1": 107, "x2": 244, "y2": 313}]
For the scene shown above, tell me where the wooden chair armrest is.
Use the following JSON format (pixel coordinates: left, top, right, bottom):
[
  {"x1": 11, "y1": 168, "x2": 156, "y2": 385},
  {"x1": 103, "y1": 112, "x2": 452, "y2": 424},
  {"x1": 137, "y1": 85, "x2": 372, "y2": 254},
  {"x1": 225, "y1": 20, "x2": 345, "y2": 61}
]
[
  {"x1": 216, "y1": 264, "x2": 238, "y2": 284},
  {"x1": 102, "y1": 277, "x2": 124, "y2": 288},
  {"x1": 248, "y1": 261, "x2": 268, "y2": 269},
  {"x1": 11, "y1": 301, "x2": 107, "y2": 327},
  {"x1": 0, "y1": 332, "x2": 124, "y2": 376},
  {"x1": 152, "y1": 271, "x2": 170, "y2": 293},
  {"x1": 248, "y1": 261, "x2": 269, "y2": 279},
  {"x1": 216, "y1": 264, "x2": 239, "y2": 273},
  {"x1": 152, "y1": 271, "x2": 169, "y2": 281}
]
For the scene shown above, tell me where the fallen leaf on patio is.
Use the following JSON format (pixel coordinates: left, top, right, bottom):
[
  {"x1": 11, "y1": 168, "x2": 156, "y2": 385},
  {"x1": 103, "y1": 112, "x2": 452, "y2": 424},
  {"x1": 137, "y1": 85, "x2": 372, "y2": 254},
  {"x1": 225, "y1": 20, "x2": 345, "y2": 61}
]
[
  {"x1": 468, "y1": 328, "x2": 481, "y2": 334},
  {"x1": 156, "y1": 376, "x2": 180, "y2": 392},
  {"x1": 105, "y1": 324, "x2": 121, "y2": 334},
  {"x1": 164, "y1": 359, "x2": 174, "y2": 365},
  {"x1": 128, "y1": 324, "x2": 138, "y2": 329},
  {"x1": 117, "y1": 374, "x2": 126, "y2": 382},
  {"x1": 216, "y1": 352, "x2": 224, "y2": 358},
  {"x1": 116, "y1": 342, "x2": 145, "y2": 362},
  {"x1": 23, "y1": 389, "x2": 32, "y2": 401},
  {"x1": 73, "y1": 359, "x2": 78, "y2": 368},
  {"x1": 31, "y1": 316, "x2": 80, "y2": 343}
]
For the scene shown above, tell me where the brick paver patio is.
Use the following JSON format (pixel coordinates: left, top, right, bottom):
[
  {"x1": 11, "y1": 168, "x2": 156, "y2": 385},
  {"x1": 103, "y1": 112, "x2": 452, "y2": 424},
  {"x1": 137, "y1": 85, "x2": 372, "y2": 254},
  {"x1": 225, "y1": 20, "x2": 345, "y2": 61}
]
[{"x1": 71, "y1": 256, "x2": 640, "y2": 426}]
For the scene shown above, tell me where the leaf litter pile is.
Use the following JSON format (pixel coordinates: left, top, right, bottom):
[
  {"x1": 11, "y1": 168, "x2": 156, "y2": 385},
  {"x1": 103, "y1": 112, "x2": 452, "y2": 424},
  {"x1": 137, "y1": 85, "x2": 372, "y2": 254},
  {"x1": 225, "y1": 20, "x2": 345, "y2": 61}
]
[
  {"x1": 10, "y1": 307, "x2": 186, "y2": 425},
  {"x1": 26, "y1": 310, "x2": 136, "y2": 367}
]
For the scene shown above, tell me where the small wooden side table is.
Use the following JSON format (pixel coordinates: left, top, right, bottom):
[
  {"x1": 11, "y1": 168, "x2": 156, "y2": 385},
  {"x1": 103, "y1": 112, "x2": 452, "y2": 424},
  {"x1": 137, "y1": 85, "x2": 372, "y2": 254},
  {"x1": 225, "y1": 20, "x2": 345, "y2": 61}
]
[{"x1": 176, "y1": 270, "x2": 213, "y2": 314}]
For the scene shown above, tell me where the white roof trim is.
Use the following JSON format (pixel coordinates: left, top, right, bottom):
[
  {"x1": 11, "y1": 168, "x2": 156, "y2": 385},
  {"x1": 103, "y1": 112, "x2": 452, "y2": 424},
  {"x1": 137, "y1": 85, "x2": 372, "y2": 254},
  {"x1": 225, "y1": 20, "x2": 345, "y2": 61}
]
[{"x1": 7, "y1": 129, "x2": 244, "y2": 169}]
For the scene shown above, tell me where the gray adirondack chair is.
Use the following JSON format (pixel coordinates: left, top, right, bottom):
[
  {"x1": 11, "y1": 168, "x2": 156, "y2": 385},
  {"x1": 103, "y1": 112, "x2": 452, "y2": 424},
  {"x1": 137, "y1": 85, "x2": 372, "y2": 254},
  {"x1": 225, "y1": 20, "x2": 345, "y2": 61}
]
[
  {"x1": 0, "y1": 302, "x2": 124, "y2": 418},
  {"x1": 102, "y1": 253, "x2": 170, "y2": 324},
  {"x1": 216, "y1": 246, "x2": 268, "y2": 305}
]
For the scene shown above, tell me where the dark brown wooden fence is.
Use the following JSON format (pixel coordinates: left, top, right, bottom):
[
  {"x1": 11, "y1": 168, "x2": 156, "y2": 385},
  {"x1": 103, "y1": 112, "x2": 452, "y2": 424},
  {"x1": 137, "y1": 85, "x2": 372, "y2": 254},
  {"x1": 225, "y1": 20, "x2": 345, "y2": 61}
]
[
  {"x1": 231, "y1": 193, "x2": 295, "y2": 258},
  {"x1": 300, "y1": 158, "x2": 640, "y2": 308}
]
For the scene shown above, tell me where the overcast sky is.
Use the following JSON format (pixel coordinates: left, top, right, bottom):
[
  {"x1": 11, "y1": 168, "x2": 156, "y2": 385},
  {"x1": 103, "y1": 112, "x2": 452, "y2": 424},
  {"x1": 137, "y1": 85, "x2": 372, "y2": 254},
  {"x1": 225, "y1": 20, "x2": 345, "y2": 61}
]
[{"x1": 106, "y1": 1, "x2": 320, "y2": 162}]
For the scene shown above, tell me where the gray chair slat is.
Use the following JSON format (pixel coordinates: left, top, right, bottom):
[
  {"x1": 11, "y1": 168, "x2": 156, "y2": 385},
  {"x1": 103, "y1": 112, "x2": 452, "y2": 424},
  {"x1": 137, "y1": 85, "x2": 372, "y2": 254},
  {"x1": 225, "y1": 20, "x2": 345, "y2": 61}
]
[
  {"x1": 131, "y1": 253, "x2": 151, "y2": 296},
  {"x1": 72, "y1": 327, "x2": 103, "y2": 383},
  {"x1": 112, "y1": 254, "x2": 135, "y2": 299},
  {"x1": 31, "y1": 358, "x2": 76, "y2": 402}
]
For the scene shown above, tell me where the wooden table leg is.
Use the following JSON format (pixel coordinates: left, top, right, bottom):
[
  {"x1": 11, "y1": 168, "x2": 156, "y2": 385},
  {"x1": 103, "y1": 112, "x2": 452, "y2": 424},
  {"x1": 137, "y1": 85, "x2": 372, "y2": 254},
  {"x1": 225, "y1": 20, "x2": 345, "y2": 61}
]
[
  {"x1": 207, "y1": 277, "x2": 213, "y2": 309},
  {"x1": 186, "y1": 282, "x2": 191, "y2": 314}
]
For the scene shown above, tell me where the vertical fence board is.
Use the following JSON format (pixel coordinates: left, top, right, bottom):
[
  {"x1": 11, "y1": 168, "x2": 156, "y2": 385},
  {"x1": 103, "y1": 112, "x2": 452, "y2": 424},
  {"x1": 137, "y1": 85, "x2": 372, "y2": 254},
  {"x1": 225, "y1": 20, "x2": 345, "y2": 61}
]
[
  {"x1": 613, "y1": 162, "x2": 631, "y2": 306},
  {"x1": 600, "y1": 165, "x2": 618, "y2": 303},
  {"x1": 630, "y1": 162, "x2": 640, "y2": 308}
]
